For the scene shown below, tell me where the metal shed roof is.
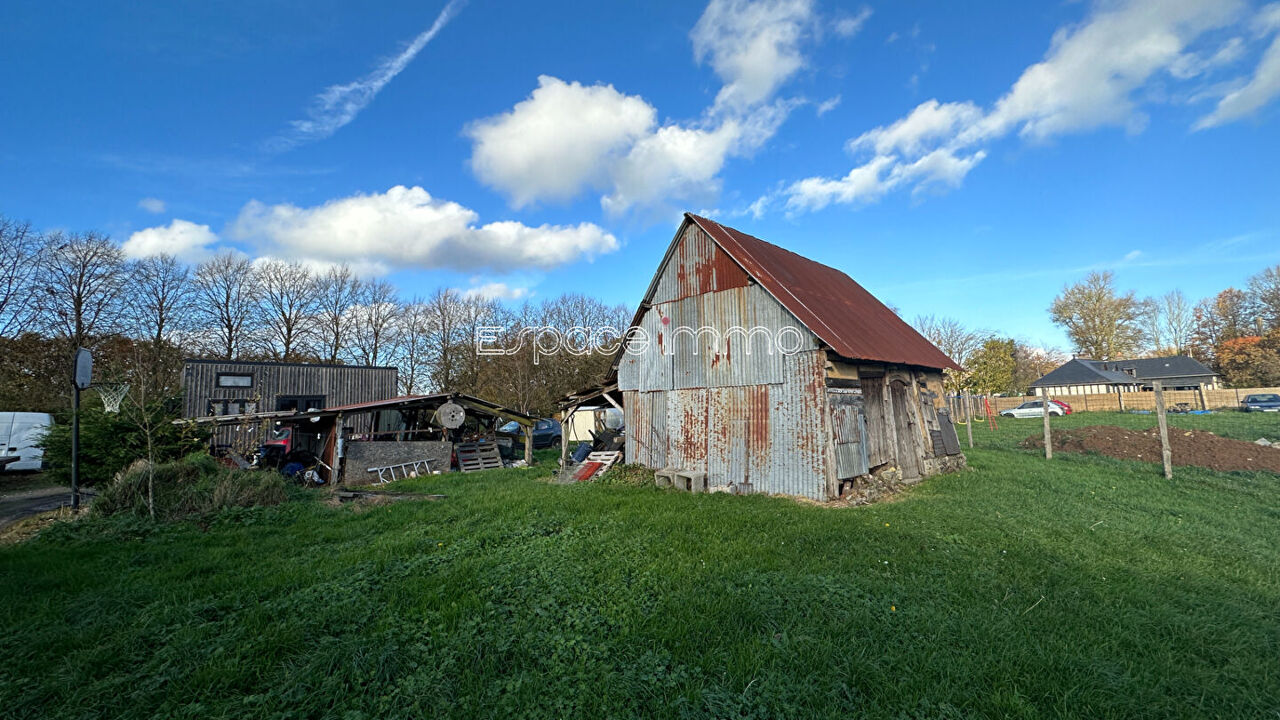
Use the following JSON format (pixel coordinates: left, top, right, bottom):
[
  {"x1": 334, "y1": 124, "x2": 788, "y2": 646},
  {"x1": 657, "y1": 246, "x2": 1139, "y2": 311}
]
[{"x1": 683, "y1": 214, "x2": 961, "y2": 371}]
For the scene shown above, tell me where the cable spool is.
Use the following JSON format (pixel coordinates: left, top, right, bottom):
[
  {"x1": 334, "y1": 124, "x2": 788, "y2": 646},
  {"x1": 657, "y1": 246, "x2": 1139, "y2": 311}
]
[{"x1": 437, "y1": 402, "x2": 465, "y2": 429}]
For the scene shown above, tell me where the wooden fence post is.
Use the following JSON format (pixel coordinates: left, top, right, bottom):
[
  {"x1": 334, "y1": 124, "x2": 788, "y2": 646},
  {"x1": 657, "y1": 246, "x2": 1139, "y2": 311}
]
[
  {"x1": 1042, "y1": 391, "x2": 1052, "y2": 460},
  {"x1": 965, "y1": 393, "x2": 974, "y2": 449},
  {"x1": 1153, "y1": 381, "x2": 1173, "y2": 480}
]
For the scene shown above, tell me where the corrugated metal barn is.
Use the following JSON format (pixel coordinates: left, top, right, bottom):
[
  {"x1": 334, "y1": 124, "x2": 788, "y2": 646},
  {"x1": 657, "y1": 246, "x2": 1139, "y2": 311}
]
[
  {"x1": 615, "y1": 214, "x2": 965, "y2": 501},
  {"x1": 182, "y1": 359, "x2": 397, "y2": 450}
]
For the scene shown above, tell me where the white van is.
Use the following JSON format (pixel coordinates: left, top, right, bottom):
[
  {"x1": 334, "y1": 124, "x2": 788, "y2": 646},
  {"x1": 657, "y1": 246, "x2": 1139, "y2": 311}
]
[{"x1": 0, "y1": 412, "x2": 53, "y2": 472}]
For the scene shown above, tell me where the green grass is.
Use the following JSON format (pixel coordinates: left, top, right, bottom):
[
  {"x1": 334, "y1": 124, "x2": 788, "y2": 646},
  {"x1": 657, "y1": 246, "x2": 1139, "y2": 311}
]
[{"x1": 1, "y1": 413, "x2": 1278, "y2": 718}]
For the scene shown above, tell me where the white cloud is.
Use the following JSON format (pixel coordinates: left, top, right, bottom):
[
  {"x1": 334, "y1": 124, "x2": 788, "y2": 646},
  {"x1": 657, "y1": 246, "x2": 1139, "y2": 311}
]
[
  {"x1": 459, "y1": 282, "x2": 530, "y2": 301},
  {"x1": 466, "y1": 76, "x2": 657, "y2": 208},
  {"x1": 137, "y1": 197, "x2": 166, "y2": 214},
  {"x1": 849, "y1": 100, "x2": 984, "y2": 157},
  {"x1": 1187, "y1": 12, "x2": 1280, "y2": 128},
  {"x1": 692, "y1": 0, "x2": 815, "y2": 112},
  {"x1": 227, "y1": 185, "x2": 618, "y2": 274},
  {"x1": 1170, "y1": 37, "x2": 1245, "y2": 79},
  {"x1": 468, "y1": 0, "x2": 819, "y2": 215},
  {"x1": 815, "y1": 94, "x2": 841, "y2": 116},
  {"x1": 122, "y1": 219, "x2": 219, "y2": 263},
  {"x1": 785, "y1": 0, "x2": 1252, "y2": 212},
  {"x1": 977, "y1": 0, "x2": 1240, "y2": 142},
  {"x1": 785, "y1": 155, "x2": 899, "y2": 211},
  {"x1": 833, "y1": 7, "x2": 872, "y2": 39},
  {"x1": 267, "y1": 0, "x2": 467, "y2": 151}
]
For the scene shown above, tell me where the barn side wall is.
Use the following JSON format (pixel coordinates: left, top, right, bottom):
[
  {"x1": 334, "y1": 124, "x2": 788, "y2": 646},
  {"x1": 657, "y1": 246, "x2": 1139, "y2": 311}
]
[{"x1": 619, "y1": 222, "x2": 833, "y2": 500}]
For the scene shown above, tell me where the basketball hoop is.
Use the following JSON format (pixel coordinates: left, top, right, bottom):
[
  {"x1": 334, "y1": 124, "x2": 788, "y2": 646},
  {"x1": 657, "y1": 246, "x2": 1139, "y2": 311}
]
[{"x1": 94, "y1": 383, "x2": 130, "y2": 414}]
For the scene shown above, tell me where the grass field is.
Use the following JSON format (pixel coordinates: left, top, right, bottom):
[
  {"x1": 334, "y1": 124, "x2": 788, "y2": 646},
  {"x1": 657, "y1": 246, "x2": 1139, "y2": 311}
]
[{"x1": 1, "y1": 412, "x2": 1278, "y2": 718}]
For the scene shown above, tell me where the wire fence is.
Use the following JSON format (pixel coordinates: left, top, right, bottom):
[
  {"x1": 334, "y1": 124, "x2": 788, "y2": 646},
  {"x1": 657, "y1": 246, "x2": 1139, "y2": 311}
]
[{"x1": 947, "y1": 386, "x2": 1280, "y2": 418}]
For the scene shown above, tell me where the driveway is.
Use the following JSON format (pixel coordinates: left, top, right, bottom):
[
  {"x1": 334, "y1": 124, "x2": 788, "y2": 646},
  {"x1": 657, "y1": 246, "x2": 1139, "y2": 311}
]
[{"x1": 0, "y1": 486, "x2": 92, "y2": 530}]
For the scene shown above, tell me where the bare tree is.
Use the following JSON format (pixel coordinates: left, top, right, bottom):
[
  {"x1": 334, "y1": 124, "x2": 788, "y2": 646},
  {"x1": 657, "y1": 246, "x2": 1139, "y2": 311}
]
[
  {"x1": 390, "y1": 299, "x2": 433, "y2": 394},
  {"x1": 0, "y1": 217, "x2": 46, "y2": 337},
  {"x1": 1049, "y1": 271, "x2": 1145, "y2": 359},
  {"x1": 348, "y1": 279, "x2": 399, "y2": 366},
  {"x1": 132, "y1": 254, "x2": 194, "y2": 347},
  {"x1": 192, "y1": 252, "x2": 258, "y2": 360},
  {"x1": 1158, "y1": 290, "x2": 1194, "y2": 355},
  {"x1": 424, "y1": 287, "x2": 465, "y2": 389},
  {"x1": 315, "y1": 265, "x2": 363, "y2": 364},
  {"x1": 36, "y1": 231, "x2": 129, "y2": 350},
  {"x1": 912, "y1": 314, "x2": 989, "y2": 388},
  {"x1": 255, "y1": 260, "x2": 320, "y2": 361}
]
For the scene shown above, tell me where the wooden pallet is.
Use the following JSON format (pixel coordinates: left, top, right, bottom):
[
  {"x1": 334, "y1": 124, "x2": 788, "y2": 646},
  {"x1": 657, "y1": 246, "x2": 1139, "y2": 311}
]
[
  {"x1": 455, "y1": 441, "x2": 503, "y2": 472},
  {"x1": 576, "y1": 451, "x2": 621, "y2": 481}
]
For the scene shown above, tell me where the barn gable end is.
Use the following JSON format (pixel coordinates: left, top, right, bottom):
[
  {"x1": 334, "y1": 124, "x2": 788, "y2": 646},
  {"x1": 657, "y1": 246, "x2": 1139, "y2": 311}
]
[{"x1": 612, "y1": 214, "x2": 964, "y2": 502}]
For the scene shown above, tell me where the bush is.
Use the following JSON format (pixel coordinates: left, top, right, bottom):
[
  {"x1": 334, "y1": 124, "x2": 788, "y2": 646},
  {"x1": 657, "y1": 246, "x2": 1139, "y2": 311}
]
[
  {"x1": 92, "y1": 454, "x2": 287, "y2": 522},
  {"x1": 39, "y1": 400, "x2": 208, "y2": 486}
]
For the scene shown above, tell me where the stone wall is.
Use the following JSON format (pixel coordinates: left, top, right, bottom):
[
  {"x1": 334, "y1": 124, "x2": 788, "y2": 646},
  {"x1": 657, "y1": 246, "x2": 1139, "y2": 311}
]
[{"x1": 342, "y1": 440, "x2": 453, "y2": 485}]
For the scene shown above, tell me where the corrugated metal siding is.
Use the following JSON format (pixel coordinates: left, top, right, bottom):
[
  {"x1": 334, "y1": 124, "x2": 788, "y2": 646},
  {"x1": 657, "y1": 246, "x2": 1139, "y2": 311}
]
[
  {"x1": 665, "y1": 388, "x2": 708, "y2": 473},
  {"x1": 623, "y1": 390, "x2": 667, "y2": 469},
  {"x1": 829, "y1": 392, "x2": 870, "y2": 479},
  {"x1": 706, "y1": 385, "x2": 769, "y2": 489},
  {"x1": 651, "y1": 224, "x2": 751, "y2": 305},
  {"x1": 756, "y1": 349, "x2": 830, "y2": 499}
]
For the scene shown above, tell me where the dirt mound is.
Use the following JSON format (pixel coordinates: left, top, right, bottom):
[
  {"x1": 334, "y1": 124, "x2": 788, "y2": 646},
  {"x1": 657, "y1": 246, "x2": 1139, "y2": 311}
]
[{"x1": 1022, "y1": 425, "x2": 1280, "y2": 473}]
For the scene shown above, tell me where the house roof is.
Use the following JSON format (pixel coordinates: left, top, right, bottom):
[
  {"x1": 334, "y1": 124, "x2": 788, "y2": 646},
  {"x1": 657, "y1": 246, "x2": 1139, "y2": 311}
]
[
  {"x1": 1029, "y1": 359, "x2": 1136, "y2": 388},
  {"x1": 1105, "y1": 355, "x2": 1217, "y2": 380},
  {"x1": 650, "y1": 214, "x2": 960, "y2": 371},
  {"x1": 1030, "y1": 355, "x2": 1217, "y2": 388}
]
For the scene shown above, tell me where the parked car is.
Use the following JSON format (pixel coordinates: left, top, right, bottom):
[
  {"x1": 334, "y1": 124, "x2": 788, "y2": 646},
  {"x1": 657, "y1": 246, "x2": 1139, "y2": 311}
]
[
  {"x1": 1050, "y1": 399, "x2": 1073, "y2": 415},
  {"x1": 999, "y1": 401, "x2": 1065, "y2": 418},
  {"x1": 0, "y1": 412, "x2": 53, "y2": 472},
  {"x1": 496, "y1": 418, "x2": 562, "y2": 454},
  {"x1": 1240, "y1": 393, "x2": 1280, "y2": 412}
]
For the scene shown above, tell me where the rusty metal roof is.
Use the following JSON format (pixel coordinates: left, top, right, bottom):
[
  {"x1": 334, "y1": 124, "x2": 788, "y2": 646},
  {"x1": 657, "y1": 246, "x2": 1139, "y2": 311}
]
[{"x1": 686, "y1": 214, "x2": 961, "y2": 371}]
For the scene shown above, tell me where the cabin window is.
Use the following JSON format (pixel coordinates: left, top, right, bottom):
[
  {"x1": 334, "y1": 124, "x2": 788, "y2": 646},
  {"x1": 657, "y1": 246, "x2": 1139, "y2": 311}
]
[
  {"x1": 207, "y1": 399, "x2": 242, "y2": 416},
  {"x1": 217, "y1": 373, "x2": 254, "y2": 388}
]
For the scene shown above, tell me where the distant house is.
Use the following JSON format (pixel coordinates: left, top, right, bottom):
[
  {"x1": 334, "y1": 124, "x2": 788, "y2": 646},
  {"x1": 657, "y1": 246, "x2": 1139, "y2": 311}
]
[{"x1": 1029, "y1": 355, "x2": 1219, "y2": 396}]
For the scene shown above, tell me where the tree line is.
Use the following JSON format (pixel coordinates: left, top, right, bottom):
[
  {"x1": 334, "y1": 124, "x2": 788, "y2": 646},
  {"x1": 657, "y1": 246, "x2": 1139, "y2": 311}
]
[
  {"x1": 914, "y1": 265, "x2": 1280, "y2": 395},
  {"x1": 0, "y1": 216, "x2": 629, "y2": 416}
]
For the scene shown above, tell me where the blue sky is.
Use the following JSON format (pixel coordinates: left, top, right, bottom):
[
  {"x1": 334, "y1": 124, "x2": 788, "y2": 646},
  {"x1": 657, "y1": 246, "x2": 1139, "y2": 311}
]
[{"x1": 3, "y1": 0, "x2": 1279, "y2": 350}]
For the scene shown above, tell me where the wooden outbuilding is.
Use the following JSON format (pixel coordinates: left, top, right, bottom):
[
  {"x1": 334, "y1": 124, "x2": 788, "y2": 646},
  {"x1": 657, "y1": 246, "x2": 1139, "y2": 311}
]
[{"x1": 604, "y1": 213, "x2": 965, "y2": 501}]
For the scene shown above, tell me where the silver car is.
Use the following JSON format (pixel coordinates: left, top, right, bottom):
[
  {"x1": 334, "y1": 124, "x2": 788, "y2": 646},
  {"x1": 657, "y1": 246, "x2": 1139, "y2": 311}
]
[{"x1": 1000, "y1": 400, "x2": 1064, "y2": 418}]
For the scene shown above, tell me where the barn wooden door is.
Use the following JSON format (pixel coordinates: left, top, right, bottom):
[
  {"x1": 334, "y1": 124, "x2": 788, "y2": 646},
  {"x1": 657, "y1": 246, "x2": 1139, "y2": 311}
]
[
  {"x1": 889, "y1": 379, "x2": 922, "y2": 479},
  {"x1": 861, "y1": 377, "x2": 891, "y2": 467}
]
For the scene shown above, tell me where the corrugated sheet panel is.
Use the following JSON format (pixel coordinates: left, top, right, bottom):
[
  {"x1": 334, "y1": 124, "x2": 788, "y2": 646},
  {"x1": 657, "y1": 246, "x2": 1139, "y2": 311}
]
[
  {"x1": 706, "y1": 385, "x2": 769, "y2": 489},
  {"x1": 759, "y1": 349, "x2": 830, "y2": 500},
  {"x1": 618, "y1": 304, "x2": 673, "y2": 392},
  {"x1": 623, "y1": 390, "x2": 667, "y2": 469},
  {"x1": 665, "y1": 388, "x2": 708, "y2": 473},
  {"x1": 829, "y1": 392, "x2": 869, "y2": 479},
  {"x1": 650, "y1": 224, "x2": 752, "y2": 306}
]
